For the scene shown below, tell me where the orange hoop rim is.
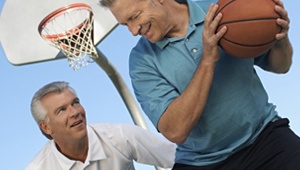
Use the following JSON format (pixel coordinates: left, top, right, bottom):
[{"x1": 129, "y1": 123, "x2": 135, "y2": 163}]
[{"x1": 38, "y1": 3, "x2": 93, "y2": 40}]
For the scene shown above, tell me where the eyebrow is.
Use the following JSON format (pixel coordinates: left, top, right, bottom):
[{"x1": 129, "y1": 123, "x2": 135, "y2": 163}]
[
  {"x1": 121, "y1": 10, "x2": 141, "y2": 26},
  {"x1": 52, "y1": 97, "x2": 79, "y2": 115}
]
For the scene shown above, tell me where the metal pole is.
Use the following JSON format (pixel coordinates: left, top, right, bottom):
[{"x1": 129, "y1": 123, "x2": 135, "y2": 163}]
[
  {"x1": 93, "y1": 48, "x2": 148, "y2": 129},
  {"x1": 93, "y1": 48, "x2": 167, "y2": 170}
]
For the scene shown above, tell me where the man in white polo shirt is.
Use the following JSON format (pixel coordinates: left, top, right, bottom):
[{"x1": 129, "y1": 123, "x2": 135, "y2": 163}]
[{"x1": 26, "y1": 81, "x2": 176, "y2": 170}]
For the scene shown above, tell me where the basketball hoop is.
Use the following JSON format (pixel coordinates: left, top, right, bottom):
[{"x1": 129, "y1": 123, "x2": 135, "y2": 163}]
[{"x1": 38, "y1": 3, "x2": 97, "y2": 71}]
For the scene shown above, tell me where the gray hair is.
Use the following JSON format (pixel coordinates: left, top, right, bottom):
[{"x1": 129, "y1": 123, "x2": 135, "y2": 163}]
[
  {"x1": 99, "y1": 0, "x2": 151, "y2": 7},
  {"x1": 31, "y1": 81, "x2": 77, "y2": 139},
  {"x1": 99, "y1": 0, "x2": 115, "y2": 7}
]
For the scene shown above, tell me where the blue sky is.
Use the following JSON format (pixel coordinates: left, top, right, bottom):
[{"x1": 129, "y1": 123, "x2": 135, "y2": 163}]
[{"x1": 0, "y1": 0, "x2": 299, "y2": 170}]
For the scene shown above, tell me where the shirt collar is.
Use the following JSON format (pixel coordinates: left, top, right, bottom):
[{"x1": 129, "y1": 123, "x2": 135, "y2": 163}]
[
  {"x1": 156, "y1": 0, "x2": 206, "y2": 49},
  {"x1": 51, "y1": 125, "x2": 107, "y2": 170},
  {"x1": 87, "y1": 125, "x2": 107, "y2": 162}
]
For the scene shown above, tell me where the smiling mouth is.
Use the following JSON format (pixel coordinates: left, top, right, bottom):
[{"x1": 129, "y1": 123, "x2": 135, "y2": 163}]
[
  {"x1": 143, "y1": 24, "x2": 151, "y2": 36},
  {"x1": 71, "y1": 120, "x2": 83, "y2": 127}
]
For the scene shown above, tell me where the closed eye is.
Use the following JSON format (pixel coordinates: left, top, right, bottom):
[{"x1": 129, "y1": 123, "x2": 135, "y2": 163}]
[
  {"x1": 131, "y1": 13, "x2": 139, "y2": 20},
  {"x1": 120, "y1": 10, "x2": 141, "y2": 26}
]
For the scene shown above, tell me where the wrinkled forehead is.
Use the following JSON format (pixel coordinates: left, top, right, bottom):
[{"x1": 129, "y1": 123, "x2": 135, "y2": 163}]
[
  {"x1": 40, "y1": 89, "x2": 77, "y2": 110},
  {"x1": 110, "y1": 0, "x2": 150, "y2": 7},
  {"x1": 109, "y1": 0, "x2": 152, "y2": 22},
  {"x1": 109, "y1": 0, "x2": 136, "y2": 21},
  {"x1": 41, "y1": 89, "x2": 74, "y2": 102}
]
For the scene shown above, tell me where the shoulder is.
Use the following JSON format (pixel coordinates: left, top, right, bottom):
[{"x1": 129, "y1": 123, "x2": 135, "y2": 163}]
[
  {"x1": 25, "y1": 141, "x2": 55, "y2": 170},
  {"x1": 89, "y1": 123, "x2": 139, "y2": 131},
  {"x1": 88, "y1": 123, "x2": 155, "y2": 152},
  {"x1": 89, "y1": 123, "x2": 145, "y2": 139},
  {"x1": 89, "y1": 123, "x2": 172, "y2": 144}
]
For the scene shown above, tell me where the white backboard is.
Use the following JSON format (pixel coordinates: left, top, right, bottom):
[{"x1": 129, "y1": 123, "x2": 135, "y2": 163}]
[{"x1": 0, "y1": 0, "x2": 118, "y2": 65}]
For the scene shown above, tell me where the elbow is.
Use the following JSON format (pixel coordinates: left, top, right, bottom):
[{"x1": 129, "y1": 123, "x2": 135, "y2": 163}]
[
  {"x1": 269, "y1": 44, "x2": 293, "y2": 74},
  {"x1": 280, "y1": 67, "x2": 291, "y2": 74},
  {"x1": 162, "y1": 129, "x2": 189, "y2": 144},
  {"x1": 267, "y1": 57, "x2": 292, "y2": 74},
  {"x1": 171, "y1": 136, "x2": 188, "y2": 145},
  {"x1": 269, "y1": 64, "x2": 291, "y2": 74}
]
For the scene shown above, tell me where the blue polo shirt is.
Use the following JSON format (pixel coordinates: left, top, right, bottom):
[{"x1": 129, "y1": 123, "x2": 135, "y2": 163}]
[{"x1": 129, "y1": 0, "x2": 279, "y2": 166}]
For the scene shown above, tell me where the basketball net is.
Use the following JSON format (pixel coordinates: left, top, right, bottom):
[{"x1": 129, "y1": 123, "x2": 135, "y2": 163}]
[{"x1": 38, "y1": 3, "x2": 97, "y2": 71}]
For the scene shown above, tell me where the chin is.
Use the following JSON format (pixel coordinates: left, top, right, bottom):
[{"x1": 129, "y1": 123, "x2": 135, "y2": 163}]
[
  {"x1": 148, "y1": 37, "x2": 159, "y2": 44},
  {"x1": 78, "y1": 129, "x2": 88, "y2": 138},
  {"x1": 147, "y1": 33, "x2": 164, "y2": 43}
]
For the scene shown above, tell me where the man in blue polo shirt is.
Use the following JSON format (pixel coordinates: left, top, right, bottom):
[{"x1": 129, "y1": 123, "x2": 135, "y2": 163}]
[{"x1": 100, "y1": 0, "x2": 300, "y2": 169}]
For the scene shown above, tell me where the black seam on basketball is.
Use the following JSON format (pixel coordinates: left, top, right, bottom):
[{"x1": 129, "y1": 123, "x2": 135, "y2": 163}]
[
  {"x1": 219, "y1": 18, "x2": 278, "y2": 26},
  {"x1": 222, "y1": 38, "x2": 277, "y2": 47},
  {"x1": 216, "y1": 0, "x2": 235, "y2": 17}
]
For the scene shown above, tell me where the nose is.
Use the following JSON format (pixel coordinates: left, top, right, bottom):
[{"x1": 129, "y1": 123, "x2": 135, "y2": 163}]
[
  {"x1": 69, "y1": 106, "x2": 80, "y2": 118},
  {"x1": 127, "y1": 22, "x2": 141, "y2": 36}
]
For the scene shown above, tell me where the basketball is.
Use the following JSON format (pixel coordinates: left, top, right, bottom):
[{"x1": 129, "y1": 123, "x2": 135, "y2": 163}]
[{"x1": 216, "y1": 0, "x2": 281, "y2": 58}]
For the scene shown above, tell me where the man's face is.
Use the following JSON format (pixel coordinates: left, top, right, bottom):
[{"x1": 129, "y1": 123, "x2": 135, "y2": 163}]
[
  {"x1": 109, "y1": 0, "x2": 170, "y2": 43},
  {"x1": 40, "y1": 89, "x2": 87, "y2": 142}
]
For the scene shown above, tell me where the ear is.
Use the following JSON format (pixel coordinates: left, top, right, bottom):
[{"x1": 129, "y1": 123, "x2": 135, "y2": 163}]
[{"x1": 39, "y1": 120, "x2": 52, "y2": 136}]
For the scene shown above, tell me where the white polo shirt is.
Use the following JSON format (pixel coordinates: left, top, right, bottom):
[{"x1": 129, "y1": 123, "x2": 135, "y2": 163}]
[{"x1": 26, "y1": 123, "x2": 176, "y2": 170}]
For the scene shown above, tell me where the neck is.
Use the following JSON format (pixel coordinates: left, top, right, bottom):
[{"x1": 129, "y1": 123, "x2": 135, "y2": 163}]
[
  {"x1": 165, "y1": 0, "x2": 189, "y2": 37},
  {"x1": 55, "y1": 137, "x2": 89, "y2": 162}
]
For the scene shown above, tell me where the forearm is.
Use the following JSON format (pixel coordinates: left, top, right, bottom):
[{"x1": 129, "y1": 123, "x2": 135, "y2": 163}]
[
  {"x1": 157, "y1": 3, "x2": 226, "y2": 144},
  {"x1": 158, "y1": 58, "x2": 216, "y2": 144},
  {"x1": 267, "y1": 37, "x2": 293, "y2": 73},
  {"x1": 266, "y1": 0, "x2": 293, "y2": 73}
]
